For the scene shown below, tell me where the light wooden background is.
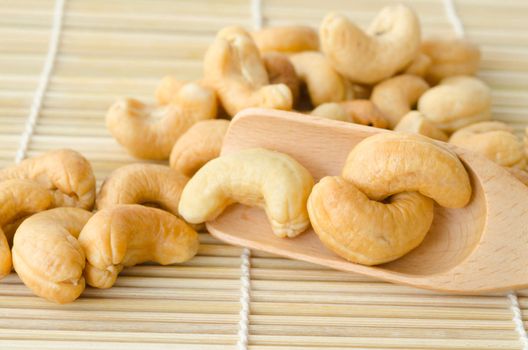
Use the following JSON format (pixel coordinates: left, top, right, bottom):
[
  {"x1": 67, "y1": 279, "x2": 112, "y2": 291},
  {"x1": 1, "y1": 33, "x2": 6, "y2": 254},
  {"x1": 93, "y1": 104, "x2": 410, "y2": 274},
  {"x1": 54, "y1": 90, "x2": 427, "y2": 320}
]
[{"x1": 0, "y1": 0, "x2": 527, "y2": 349}]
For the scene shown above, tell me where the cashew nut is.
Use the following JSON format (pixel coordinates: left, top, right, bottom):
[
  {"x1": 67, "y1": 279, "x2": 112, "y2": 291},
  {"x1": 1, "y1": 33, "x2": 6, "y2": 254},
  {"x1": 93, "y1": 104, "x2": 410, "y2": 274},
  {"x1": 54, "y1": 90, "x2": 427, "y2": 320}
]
[
  {"x1": 96, "y1": 164, "x2": 187, "y2": 216},
  {"x1": 320, "y1": 5, "x2": 421, "y2": 84},
  {"x1": 262, "y1": 52, "x2": 300, "y2": 103},
  {"x1": 203, "y1": 26, "x2": 292, "y2": 116},
  {"x1": 311, "y1": 100, "x2": 388, "y2": 128},
  {"x1": 0, "y1": 180, "x2": 53, "y2": 278},
  {"x1": 418, "y1": 76, "x2": 491, "y2": 132},
  {"x1": 402, "y1": 52, "x2": 432, "y2": 77},
  {"x1": 370, "y1": 74, "x2": 429, "y2": 128},
  {"x1": 251, "y1": 25, "x2": 319, "y2": 54},
  {"x1": 394, "y1": 111, "x2": 448, "y2": 141},
  {"x1": 107, "y1": 82, "x2": 217, "y2": 160},
  {"x1": 178, "y1": 148, "x2": 314, "y2": 238},
  {"x1": 343, "y1": 133, "x2": 472, "y2": 208},
  {"x1": 290, "y1": 51, "x2": 354, "y2": 106},
  {"x1": 449, "y1": 121, "x2": 526, "y2": 168},
  {"x1": 170, "y1": 119, "x2": 230, "y2": 178},
  {"x1": 422, "y1": 37, "x2": 480, "y2": 84},
  {"x1": 79, "y1": 205, "x2": 199, "y2": 289},
  {"x1": 0, "y1": 149, "x2": 95, "y2": 209},
  {"x1": 12, "y1": 208, "x2": 92, "y2": 303}
]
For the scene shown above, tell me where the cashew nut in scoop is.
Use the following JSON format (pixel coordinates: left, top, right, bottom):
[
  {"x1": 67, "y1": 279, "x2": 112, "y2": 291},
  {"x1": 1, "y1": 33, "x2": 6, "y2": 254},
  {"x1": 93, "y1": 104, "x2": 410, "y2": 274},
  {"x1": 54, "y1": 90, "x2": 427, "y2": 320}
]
[
  {"x1": 0, "y1": 149, "x2": 95, "y2": 209},
  {"x1": 251, "y1": 25, "x2": 319, "y2": 54},
  {"x1": 422, "y1": 37, "x2": 480, "y2": 84},
  {"x1": 418, "y1": 76, "x2": 491, "y2": 132},
  {"x1": 262, "y1": 52, "x2": 300, "y2": 104},
  {"x1": 79, "y1": 205, "x2": 199, "y2": 289},
  {"x1": 370, "y1": 74, "x2": 429, "y2": 128},
  {"x1": 0, "y1": 180, "x2": 53, "y2": 278},
  {"x1": 402, "y1": 52, "x2": 432, "y2": 77},
  {"x1": 311, "y1": 100, "x2": 388, "y2": 128},
  {"x1": 96, "y1": 164, "x2": 188, "y2": 216},
  {"x1": 290, "y1": 51, "x2": 354, "y2": 107},
  {"x1": 12, "y1": 208, "x2": 92, "y2": 304},
  {"x1": 178, "y1": 148, "x2": 314, "y2": 238},
  {"x1": 394, "y1": 111, "x2": 448, "y2": 141},
  {"x1": 170, "y1": 119, "x2": 230, "y2": 178},
  {"x1": 343, "y1": 133, "x2": 472, "y2": 208},
  {"x1": 203, "y1": 26, "x2": 292, "y2": 116},
  {"x1": 449, "y1": 121, "x2": 526, "y2": 169},
  {"x1": 320, "y1": 5, "x2": 421, "y2": 84}
]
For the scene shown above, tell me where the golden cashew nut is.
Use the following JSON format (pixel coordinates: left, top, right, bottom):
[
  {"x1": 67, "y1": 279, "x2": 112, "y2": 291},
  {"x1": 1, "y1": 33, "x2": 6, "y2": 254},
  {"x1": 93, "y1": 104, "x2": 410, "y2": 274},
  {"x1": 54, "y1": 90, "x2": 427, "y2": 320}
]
[
  {"x1": 79, "y1": 205, "x2": 199, "y2": 289},
  {"x1": 12, "y1": 208, "x2": 92, "y2": 304},
  {"x1": 0, "y1": 149, "x2": 95, "y2": 209},
  {"x1": 422, "y1": 37, "x2": 480, "y2": 84},
  {"x1": 203, "y1": 26, "x2": 292, "y2": 116},
  {"x1": 394, "y1": 111, "x2": 448, "y2": 141},
  {"x1": 262, "y1": 52, "x2": 300, "y2": 104},
  {"x1": 178, "y1": 148, "x2": 314, "y2": 238},
  {"x1": 107, "y1": 82, "x2": 217, "y2": 160},
  {"x1": 449, "y1": 121, "x2": 526, "y2": 168},
  {"x1": 251, "y1": 25, "x2": 319, "y2": 54},
  {"x1": 0, "y1": 180, "x2": 53, "y2": 278},
  {"x1": 96, "y1": 164, "x2": 188, "y2": 216},
  {"x1": 170, "y1": 119, "x2": 230, "y2": 178},
  {"x1": 418, "y1": 76, "x2": 491, "y2": 132},
  {"x1": 311, "y1": 100, "x2": 388, "y2": 128},
  {"x1": 370, "y1": 74, "x2": 429, "y2": 128},
  {"x1": 320, "y1": 5, "x2": 421, "y2": 84},
  {"x1": 290, "y1": 51, "x2": 354, "y2": 106},
  {"x1": 402, "y1": 52, "x2": 432, "y2": 77}
]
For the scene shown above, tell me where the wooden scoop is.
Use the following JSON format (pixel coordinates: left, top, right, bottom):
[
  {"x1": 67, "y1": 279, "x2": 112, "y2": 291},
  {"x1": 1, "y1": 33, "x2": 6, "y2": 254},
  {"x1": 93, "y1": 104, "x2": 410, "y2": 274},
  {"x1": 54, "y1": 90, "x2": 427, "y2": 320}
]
[{"x1": 207, "y1": 108, "x2": 528, "y2": 294}]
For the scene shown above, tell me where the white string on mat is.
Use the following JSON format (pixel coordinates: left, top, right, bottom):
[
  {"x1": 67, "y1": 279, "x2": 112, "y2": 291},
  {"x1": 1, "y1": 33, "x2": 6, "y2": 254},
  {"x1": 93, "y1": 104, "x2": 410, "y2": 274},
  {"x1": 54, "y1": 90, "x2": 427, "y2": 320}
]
[
  {"x1": 251, "y1": 0, "x2": 263, "y2": 30},
  {"x1": 236, "y1": 247, "x2": 251, "y2": 350},
  {"x1": 442, "y1": 0, "x2": 465, "y2": 38},
  {"x1": 14, "y1": 0, "x2": 66, "y2": 164}
]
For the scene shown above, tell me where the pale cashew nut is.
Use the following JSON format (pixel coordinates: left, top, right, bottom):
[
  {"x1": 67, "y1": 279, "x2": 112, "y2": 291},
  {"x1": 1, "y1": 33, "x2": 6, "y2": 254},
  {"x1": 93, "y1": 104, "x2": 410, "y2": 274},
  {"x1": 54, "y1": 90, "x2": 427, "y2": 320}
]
[
  {"x1": 449, "y1": 121, "x2": 526, "y2": 168},
  {"x1": 178, "y1": 148, "x2": 314, "y2": 238},
  {"x1": 170, "y1": 119, "x2": 230, "y2": 178},
  {"x1": 422, "y1": 37, "x2": 480, "y2": 84},
  {"x1": 418, "y1": 76, "x2": 491, "y2": 132},
  {"x1": 290, "y1": 51, "x2": 354, "y2": 106},
  {"x1": 203, "y1": 26, "x2": 292, "y2": 116},
  {"x1": 311, "y1": 100, "x2": 388, "y2": 128},
  {"x1": 107, "y1": 82, "x2": 217, "y2": 160},
  {"x1": 155, "y1": 76, "x2": 186, "y2": 105},
  {"x1": 12, "y1": 208, "x2": 92, "y2": 304},
  {"x1": 370, "y1": 74, "x2": 429, "y2": 128},
  {"x1": 402, "y1": 52, "x2": 432, "y2": 77},
  {"x1": 308, "y1": 176, "x2": 433, "y2": 265},
  {"x1": 0, "y1": 180, "x2": 53, "y2": 278},
  {"x1": 262, "y1": 52, "x2": 300, "y2": 103},
  {"x1": 79, "y1": 205, "x2": 199, "y2": 289},
  {"x1": 96, "y1": 164, "x2": 188, "y2": 216},
  {"x1": 394, "y1": 111, "x2": 448, "y2": 141},
  {"x1": 251, "y1": 26, "x2": 319, "y2": 54},
  {"x1": 320, "y1": 5, "x2": 421, "y2": 84},
  {"x1": 343, "y1": 133, "x2": 472, "y2": 208},
  {"x1": 0, "y1": 149, "x2": 95, "y2": 209}
]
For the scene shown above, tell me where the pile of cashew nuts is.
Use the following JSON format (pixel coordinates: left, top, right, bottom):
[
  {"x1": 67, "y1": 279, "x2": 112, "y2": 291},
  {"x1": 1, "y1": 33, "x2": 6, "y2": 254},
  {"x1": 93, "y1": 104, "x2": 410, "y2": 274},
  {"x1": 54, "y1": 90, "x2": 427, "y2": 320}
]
[{"x1": 3, "y1": 4, "x2": 527, "y2": 304}]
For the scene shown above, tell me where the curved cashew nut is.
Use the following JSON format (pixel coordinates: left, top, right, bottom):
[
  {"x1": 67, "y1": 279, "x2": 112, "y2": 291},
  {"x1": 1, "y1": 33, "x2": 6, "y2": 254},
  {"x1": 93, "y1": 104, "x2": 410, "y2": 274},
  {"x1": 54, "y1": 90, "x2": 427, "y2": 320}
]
[
  {"x1": 402, "y1": 52, "x2": 432, "y2": 77},
  {"x1": 178, "y1": 148, "x2": 314, "y2": 238},
  {"x1": 96, "y1": 164, "x2": 188, "y2": 216},
  {"x1": 418, "y1": 76, "x2": 491, "y2": 132},
  {"x1": 311, "y1": 100, "x2": 388, "y2": 128},
  {"x1": 449, "y1": 121, "x2": 525, "y2": 168},
  {"x1": 107, "y1": 82, "x2": 217, "y2": 160},
  {"x1": 395, "y1": 111, "x2": 448, "y2": 141},
  {"x1": 343, "y1": 133, "x2": 471, "y2": 208},
  {"x1": 0, "y1": 180, "x2": 53, "y2": 278},
  {"x1": 170, "y1": 119, "x2": 230, "y2": 178},
  {"x1": 251, "y1": 25, "x2": 319, "y2": 54},
  {"x1": 422, "y1": 37, "x2": 480, "y2": 84},
  {"x1": 0, "y1": 149, "x2": 95, "y2": 209},
  {"x1": 370, "y1": 74, "x2": 429, "y2": 128},
  {"x1": 79, "y1": 205, "x2": 199, "y2": 289},
  {"x1": 308, "y1": 176, "x2": 433, "y2": 265},
  {"x1": 12, "y1": 208, "x2": 92, "y2": 303},
  {"x1": 320, "y1": 5, "x2": 421, "y2": 84},
  {"x1": 262, "y1": 52, "x2": 300, "y2": 104},
  {"x1": 203, "y1": 26, "x2": 292, "y2": 116},
  {"x1": 290, "y1": 51, "x2": 354, "y2": 106}
]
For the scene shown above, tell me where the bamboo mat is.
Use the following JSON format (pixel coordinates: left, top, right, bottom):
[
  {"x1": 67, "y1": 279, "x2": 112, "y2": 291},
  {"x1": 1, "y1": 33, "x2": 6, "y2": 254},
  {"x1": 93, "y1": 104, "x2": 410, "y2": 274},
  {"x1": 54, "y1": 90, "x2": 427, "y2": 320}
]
[{"x1": 0, "y1": 0, "x2": 527, "y2": 349}]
